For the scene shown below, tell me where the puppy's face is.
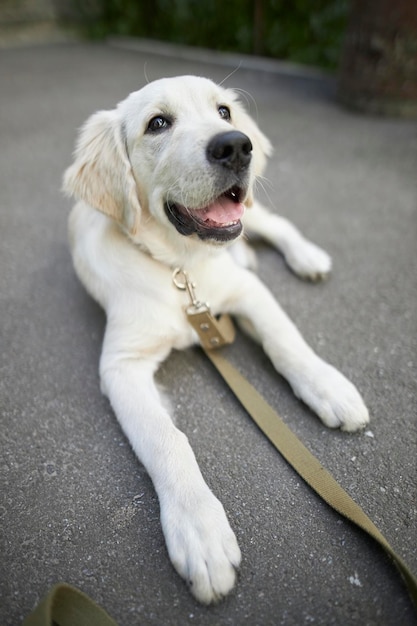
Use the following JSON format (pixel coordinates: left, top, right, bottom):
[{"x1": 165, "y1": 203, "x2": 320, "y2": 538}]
[{"x1": 64, "y1": 75, "x2": 271, "y2": 246}]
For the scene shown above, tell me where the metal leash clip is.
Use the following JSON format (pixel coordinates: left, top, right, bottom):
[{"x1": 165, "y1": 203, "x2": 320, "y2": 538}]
[{"x1": 173, "y1": 268, "x2": 235, "y2": 350}]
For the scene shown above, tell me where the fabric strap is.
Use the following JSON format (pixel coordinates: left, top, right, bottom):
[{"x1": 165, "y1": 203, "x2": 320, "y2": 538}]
[
  {"x1": 203, "y1": 345, "x2": 417, "y2": 610},
  {"x1": 22, "y1": 583, "x2": 117, "y2": 626}
]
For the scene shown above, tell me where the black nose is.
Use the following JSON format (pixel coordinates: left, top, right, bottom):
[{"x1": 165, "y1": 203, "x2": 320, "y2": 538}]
[{"x1": 206, "y1": 131, "x2": 252, "y2": 172}]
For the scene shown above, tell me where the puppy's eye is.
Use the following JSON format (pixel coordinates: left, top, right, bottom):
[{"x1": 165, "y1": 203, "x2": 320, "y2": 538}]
[
  {"x1": 218, "y1": 106, "x2": 231, "y2": 122},
  {"x1": 147, "y1": 116, "x2": 171, "y2": 133}
]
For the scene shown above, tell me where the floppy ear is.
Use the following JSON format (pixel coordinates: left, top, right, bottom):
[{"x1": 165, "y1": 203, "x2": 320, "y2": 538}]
[
  {"x1": 231, "y1": 98, "x2": 273, "y2": 207},
  {"x1": 63, "y1": 110, "x2": 141, "y2": 234}
]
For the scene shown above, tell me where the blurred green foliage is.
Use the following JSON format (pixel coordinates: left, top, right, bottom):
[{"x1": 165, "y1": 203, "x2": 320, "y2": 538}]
[{"x1": 80, "y1": 0, "x2": 349, "y2": 69}]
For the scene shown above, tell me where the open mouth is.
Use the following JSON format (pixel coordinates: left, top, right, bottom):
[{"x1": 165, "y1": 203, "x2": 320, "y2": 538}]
[{"x1": 164, "y1": 186, "x2": 245, "y2": 242}]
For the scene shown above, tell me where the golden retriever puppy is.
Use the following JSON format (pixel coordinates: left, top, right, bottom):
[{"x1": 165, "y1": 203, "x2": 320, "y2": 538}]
[{"x1": 63, "y1": 75, "x2": 369, "y2": 604}]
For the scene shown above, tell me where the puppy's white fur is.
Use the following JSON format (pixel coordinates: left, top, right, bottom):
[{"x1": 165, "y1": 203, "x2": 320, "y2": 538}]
[{"x1": 63, "y1": 75, "x2": 369, "y2": 604}]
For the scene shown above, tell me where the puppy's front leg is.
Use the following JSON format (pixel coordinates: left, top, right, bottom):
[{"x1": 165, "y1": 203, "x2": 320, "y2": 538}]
[
  {"x1": 233, "y1": 271, "x2": 369, "y2": 432},
  {"x1": 99, "y1": 335, "x2": 241, "y2": 604},
  {"x1": 244, "y1": 202, "x2": 332, "y2": 281}
]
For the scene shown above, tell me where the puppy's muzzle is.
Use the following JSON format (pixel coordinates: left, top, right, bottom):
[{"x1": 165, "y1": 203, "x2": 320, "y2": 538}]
[
  {"x1": 207, "y1": 131, "x2": 253, "y2": 173},
  {"x1": 164, "y1": 131, "x2": 253, "y2": 244}
]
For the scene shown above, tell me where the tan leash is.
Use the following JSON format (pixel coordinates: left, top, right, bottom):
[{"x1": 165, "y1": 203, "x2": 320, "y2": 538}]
[
  {"x1": 174, "y1": 268, "x2": 417, "y2": 611},
  {"x1": 22, "y1": 583, "x2": 117, "y2": 626},
  {"x1": 203, "y1": 346, "x2": 417, "y2": 608}
]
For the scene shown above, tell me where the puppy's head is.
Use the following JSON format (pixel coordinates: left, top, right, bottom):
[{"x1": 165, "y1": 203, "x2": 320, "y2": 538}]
[{"x1": 63, "y1": 75, "x2": 272, "y2": 245}]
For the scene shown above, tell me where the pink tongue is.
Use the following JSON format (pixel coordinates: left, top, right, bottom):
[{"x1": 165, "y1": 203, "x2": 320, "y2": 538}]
[{"x1": 200, "y1": 196, "x2": 244, "y2": 225}]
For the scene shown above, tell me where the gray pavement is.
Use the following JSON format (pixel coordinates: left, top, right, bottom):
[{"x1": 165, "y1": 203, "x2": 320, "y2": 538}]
[{"x1": 1, "y1": 41, "x2": 416, "y2": 626}]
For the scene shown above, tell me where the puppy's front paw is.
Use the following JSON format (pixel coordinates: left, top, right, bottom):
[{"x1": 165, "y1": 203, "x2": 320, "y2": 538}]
[
  {"x1": 161, "y1": 487, "x2": 241, "y2": 604},
  {"x1": 285, "y1": 239, "x2": 332, "y2": 281},
  {"x1": 293, "y1": 360, "x2": 369, "y2": 432}
]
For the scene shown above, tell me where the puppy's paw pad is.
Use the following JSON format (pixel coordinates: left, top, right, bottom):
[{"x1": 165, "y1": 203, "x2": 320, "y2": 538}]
[
  {"x1": 319, "y1": 394, "x2": 370, "y2": 432},
  {"x1": 295, "y1": 362, "x2": 369, "y2": 432},
  {"x1": 186, "y1": 541, "x2": 240, "y2": 604},
  {"x1": 162, "y1": 490, "x2": 241, "y2": 604},
  {"x1": 285, "y1": 240, "x2": 332, "y2": 281}
]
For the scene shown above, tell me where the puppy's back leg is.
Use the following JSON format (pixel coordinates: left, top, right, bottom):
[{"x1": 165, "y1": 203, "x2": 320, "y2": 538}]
[
  {"x1": 99, "y1": 326, "x2": 241, "y2": 604},
  {"x1": 243, "y1": 201, "x2": 332, "y2": 281}
]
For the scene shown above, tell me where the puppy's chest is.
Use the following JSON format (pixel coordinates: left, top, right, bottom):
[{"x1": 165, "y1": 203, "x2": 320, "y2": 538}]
[{"x1": 137, "y1": 268, "x2": 233, "y2": 351}]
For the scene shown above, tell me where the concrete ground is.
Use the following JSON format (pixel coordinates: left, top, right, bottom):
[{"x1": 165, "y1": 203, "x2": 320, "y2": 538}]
[{"x1": 1, "y1": 40, "x2": 416, "y2": 626}]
